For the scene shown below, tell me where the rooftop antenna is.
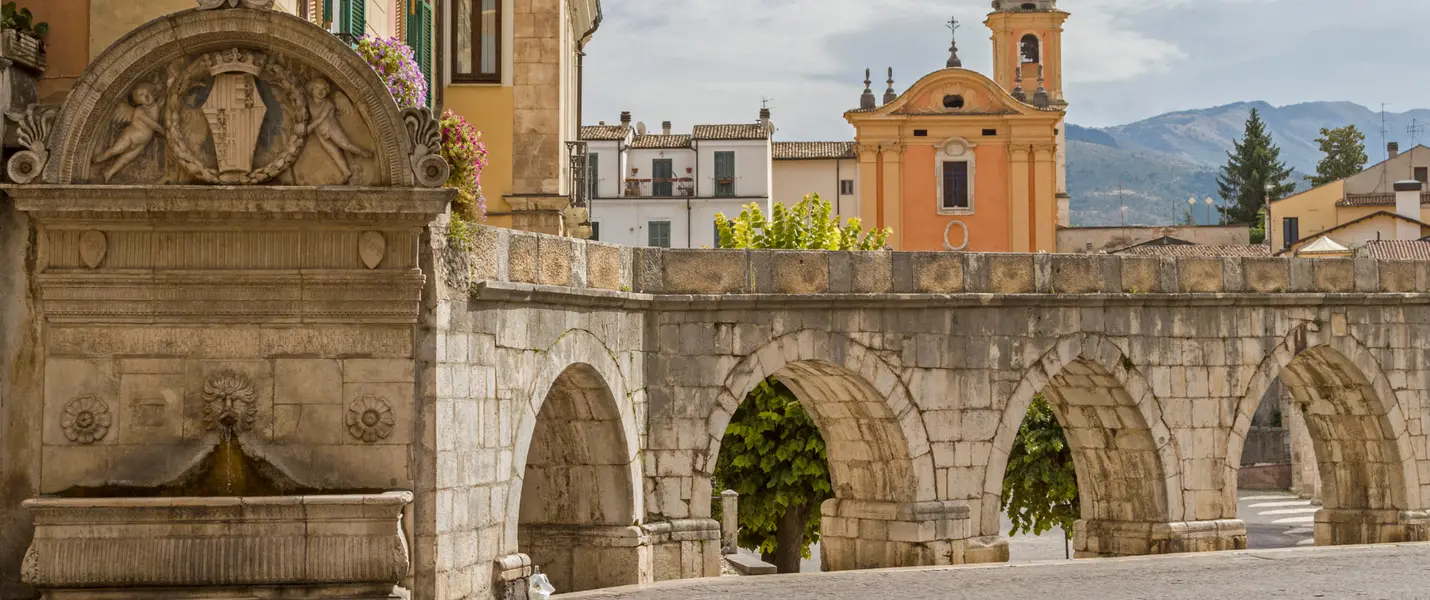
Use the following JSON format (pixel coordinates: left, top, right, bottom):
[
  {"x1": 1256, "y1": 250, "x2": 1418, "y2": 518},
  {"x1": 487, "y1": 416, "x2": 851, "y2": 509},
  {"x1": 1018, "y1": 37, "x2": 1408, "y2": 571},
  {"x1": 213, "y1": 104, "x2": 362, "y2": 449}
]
[
  {"x1": 1380, "y1": 103, "x2": 1390, "y2": 190},
  {"x1": 761, "y1": 96, "x2": 776, "y2": 111},
  {"x1": 1409, "y1": 118, "x2": 1425, "y2": 148}
]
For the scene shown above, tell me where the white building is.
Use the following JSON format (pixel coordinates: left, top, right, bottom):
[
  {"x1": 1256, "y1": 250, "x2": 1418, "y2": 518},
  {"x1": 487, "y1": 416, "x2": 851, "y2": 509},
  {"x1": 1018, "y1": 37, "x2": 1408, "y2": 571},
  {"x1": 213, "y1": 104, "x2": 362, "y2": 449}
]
[{"x1": 581, "y1": 110, "x2": 862, "y2": 248}]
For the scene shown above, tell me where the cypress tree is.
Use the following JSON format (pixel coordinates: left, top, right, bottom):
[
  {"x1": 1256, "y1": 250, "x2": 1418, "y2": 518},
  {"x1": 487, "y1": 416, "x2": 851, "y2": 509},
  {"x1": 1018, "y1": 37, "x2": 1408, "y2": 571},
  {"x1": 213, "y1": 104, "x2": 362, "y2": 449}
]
[{"x1": 1216, "y1": 107, "x2": 1296, "y2": 224}]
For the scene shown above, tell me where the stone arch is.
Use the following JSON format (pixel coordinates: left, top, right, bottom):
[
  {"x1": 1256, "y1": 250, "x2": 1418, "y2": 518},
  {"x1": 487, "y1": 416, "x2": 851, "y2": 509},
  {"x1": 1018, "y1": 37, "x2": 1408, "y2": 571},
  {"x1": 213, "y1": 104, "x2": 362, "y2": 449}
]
[
  {"x1": 1020, "y1": 34, "x2": 1042, "y2": 63},
  {"x1": 986, "y1": 334, "x2": 1183, "y2": 543},
  {"x1": 1228, "y1": 326, "x2": 1422, "y2": 544},
  {"x1": 506, "y1": 330, "x2": 645, "y2": 591},
  {"x1": 42, "y1": 6, "x2": 413, "y2": 185},
  {"x1": 709, "y1": 329, "x2": 932, "y2": 504}
]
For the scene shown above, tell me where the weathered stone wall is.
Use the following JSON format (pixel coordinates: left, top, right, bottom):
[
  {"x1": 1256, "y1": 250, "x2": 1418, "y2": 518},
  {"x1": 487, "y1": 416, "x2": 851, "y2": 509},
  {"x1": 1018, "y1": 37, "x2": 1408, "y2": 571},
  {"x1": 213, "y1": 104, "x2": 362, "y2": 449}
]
[{"x1": 457, "y1": 228, "x2": 1430, "y2": 572}]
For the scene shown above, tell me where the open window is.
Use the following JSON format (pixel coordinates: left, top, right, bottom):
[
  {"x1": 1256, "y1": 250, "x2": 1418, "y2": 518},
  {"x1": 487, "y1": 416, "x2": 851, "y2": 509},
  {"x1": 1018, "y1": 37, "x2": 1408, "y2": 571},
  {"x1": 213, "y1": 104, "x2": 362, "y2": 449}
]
[{"x1": 1020, "y1": 34, "x2": 1041, "y2": 64}]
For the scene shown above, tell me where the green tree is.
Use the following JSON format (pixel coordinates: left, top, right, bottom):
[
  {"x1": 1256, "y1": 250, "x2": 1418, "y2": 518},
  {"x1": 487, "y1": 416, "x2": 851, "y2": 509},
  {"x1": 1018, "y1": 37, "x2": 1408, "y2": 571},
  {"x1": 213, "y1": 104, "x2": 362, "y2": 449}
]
[
  {"x1": 1307, "y1": 125, "x2": 1368, "y2": 187},
  {"x1": 1002, "y1": 394, "x2": 1078, "y2": 537},
  {"x1": 1216, "y1": 108, "x2": 1296, "y2": 225},
  {"x1": 711, "y1": 194, "x2": 889, "y2": 573}
]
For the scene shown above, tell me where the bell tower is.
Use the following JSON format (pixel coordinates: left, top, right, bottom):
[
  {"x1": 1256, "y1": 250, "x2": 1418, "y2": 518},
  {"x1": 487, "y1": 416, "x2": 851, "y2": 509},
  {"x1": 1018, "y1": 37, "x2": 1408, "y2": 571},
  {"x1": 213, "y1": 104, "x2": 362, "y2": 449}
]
[
  {"x1": 988, "y1": 0, "x2": 1071, "y2": 226},
  {"x1": 986, "y1": 0, "x2": 1069, "y2": 105}
]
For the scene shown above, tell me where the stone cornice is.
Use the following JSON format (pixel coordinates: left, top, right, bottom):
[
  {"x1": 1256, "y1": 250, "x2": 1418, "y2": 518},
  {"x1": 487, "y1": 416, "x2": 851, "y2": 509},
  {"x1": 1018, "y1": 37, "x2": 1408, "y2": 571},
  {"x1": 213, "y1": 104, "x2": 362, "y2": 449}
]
[{"x1": 4, "y1": 185, "x2": 453, "y2": 223}]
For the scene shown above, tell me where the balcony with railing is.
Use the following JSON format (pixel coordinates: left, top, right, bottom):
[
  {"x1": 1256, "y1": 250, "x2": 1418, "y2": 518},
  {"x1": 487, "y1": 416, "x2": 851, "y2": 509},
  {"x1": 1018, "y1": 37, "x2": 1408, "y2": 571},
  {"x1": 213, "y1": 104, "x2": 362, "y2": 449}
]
[{"x1": 623, "y1": 177, "x2": 696, "y2": 198}]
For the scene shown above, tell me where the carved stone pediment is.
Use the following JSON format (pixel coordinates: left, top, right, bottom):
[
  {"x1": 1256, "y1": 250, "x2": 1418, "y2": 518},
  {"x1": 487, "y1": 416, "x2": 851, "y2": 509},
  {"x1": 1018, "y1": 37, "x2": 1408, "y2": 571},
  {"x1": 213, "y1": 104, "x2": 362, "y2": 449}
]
[{"x1": 36, "y1": 7, "x2": 438, "y2": 188}]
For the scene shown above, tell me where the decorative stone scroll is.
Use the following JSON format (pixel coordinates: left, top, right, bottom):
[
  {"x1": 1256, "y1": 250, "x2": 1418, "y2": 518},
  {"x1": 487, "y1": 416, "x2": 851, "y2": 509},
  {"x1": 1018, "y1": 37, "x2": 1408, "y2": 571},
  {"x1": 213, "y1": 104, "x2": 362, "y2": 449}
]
[
  {"x1": 402, "y1": 107, "x2": 450, "y2": 188},
  {"x1": 201, "y1": 370, "x2": 258, "y2": 433},
  {"x1": 5, "y1": 103, "x2": 57, "y2": 184}
]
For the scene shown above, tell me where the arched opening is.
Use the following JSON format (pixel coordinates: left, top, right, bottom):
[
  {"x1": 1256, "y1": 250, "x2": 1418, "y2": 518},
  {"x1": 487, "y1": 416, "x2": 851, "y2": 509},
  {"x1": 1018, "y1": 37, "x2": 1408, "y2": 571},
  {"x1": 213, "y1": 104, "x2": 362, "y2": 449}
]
[
  {"x1": 1240, "y1": 344, "x2": 1423, "y2": 546},
  {"x1": 710, "y1": 333, "x2": 943, "y2": 574},
  {"x1": 516, "y1": 363, "x2": 641, "y2": 592},
  {"x1": 990, "y1": 338, "x2": 1183, "y2": 561},
  {"x1": 1020, "y1": 34, "x2": 1041, "y2": 64}
]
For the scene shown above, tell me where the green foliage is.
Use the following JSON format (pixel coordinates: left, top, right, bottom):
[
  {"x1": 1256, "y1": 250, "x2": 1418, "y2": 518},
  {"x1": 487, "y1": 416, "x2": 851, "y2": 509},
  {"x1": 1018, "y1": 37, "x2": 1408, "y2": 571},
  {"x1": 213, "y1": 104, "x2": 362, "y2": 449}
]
[
  {"x1": 1249, "y1": 207, "x2": 1267, "y2": 244},
  {"x1": 715, "y1": 193, "x2": 890, "y2": 251},
  {"x1": 1217, "y1": 108, "x2": 1296, "y2": 225},
  {"x1": 1307, "y1": 125, "x2": 1368, "y2": 187},
  {"x1": 1002, "y1": 394, "x2": 1079, "y2": 538},
  {"x1": 713, "y1": 378, "x2": 831, "y2": 558},
  {"x1": 1, "y1": 2, "x2": 46, "y2": 38}
]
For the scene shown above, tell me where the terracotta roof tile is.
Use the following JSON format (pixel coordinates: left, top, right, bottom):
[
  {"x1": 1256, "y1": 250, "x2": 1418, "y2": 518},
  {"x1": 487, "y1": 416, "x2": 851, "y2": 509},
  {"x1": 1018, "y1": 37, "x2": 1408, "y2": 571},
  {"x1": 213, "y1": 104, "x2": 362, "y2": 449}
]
[
  {"x1": 579, "y1": 125, "x2": 628, "y2": 141},
  {"x1": 1337, "y1": 192, "x2": 1430, "y2": 207},
  {"x1": 773, "y1": 141, "x2": 856, "y2": 160},
  {"x1": 1358, "y1": 240, "x2": 1430, "y2": 260},
  {"x1": 1113, "y1": 244, "x2": 1271, "y2": 258},
  {"x1": 629, "y1": 134, "x2": 692, "y2": 149},
  {"x1": 692, "y1": 124, "x2": 770, "y2": 140}
]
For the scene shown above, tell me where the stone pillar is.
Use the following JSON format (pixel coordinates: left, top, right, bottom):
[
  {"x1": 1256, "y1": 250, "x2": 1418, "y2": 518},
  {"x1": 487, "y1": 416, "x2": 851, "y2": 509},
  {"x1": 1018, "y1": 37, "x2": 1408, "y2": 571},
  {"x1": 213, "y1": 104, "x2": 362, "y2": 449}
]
[
  {"x1": 507, "y1": 195, "x2": 571, "y2": 236},
  {"x1": 1009, "y1": 146, "x2": 1031, "y2": 252},
  {"x1": 493, "y1": 554, "x2": 534, "y2": 600},
  {"x1": 1314, "y1": 509, "x2": 1430, "y2": 546},
  {"x1": 1073, "y1": 519, "x2": 1246, "y2": 558},
  {"x1": 642, "y1": 519, "x2": 720, "y2": 581},
  {"x1": 519, "y1": 524, "x2": 652, "y2": 593},
  {"x1": 1286, "y1": 393, "x2": 1320, "y2": 501},
  {"x1": 819, "y1": 499, "x2": 969, "y2": 571},
  {"x1": 719, "y1": 490, "x2": 739, "y2": 555}
]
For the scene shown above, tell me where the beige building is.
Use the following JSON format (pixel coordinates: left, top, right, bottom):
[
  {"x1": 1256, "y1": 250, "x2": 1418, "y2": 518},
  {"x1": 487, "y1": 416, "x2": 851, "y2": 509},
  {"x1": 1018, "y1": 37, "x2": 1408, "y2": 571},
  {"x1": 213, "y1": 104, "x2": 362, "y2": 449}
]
[
  {"x1": 1270, "y1": 143, "x2": 1430, "y2": 251},
  {"x1": 772, "y1": 141, "x2": 859, "y2": 218}
]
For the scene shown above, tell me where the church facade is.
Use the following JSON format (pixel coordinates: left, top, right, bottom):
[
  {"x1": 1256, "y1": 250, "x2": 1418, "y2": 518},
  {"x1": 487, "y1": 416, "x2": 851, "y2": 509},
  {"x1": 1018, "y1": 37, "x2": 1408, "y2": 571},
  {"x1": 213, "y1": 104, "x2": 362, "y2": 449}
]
[{"x1": 846, "y1": 0, "x2": 1069, "y2": 252}]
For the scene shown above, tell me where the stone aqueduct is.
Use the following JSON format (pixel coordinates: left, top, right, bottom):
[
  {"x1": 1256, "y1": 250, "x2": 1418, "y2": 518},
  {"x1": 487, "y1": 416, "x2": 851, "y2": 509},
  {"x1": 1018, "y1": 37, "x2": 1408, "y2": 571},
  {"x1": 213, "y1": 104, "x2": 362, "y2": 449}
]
[{"x1": 2, "y1": 3, "x2": 1430, "y2": 600}]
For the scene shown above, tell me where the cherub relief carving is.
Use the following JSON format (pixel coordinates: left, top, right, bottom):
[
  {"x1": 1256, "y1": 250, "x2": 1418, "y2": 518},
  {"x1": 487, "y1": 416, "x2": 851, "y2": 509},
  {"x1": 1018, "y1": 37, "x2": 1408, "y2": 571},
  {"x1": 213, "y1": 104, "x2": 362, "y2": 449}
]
[
  {"x1": 93, "y1": 83, "x2": 166, "y2": 182},
  {"x1": 304, "y1": 78, "x2": 372, "y2": 184}
]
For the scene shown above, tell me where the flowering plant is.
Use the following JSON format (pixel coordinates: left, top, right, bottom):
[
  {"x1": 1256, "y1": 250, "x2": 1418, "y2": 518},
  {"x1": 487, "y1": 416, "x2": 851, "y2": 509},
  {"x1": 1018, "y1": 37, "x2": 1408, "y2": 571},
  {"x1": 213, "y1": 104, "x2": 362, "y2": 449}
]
[
  {"x1": 355, "y1": 36, "x2": 427, "y2": 110},
  {"x1": 440, "y1": 109, "x2": 488, "y2": 219}
]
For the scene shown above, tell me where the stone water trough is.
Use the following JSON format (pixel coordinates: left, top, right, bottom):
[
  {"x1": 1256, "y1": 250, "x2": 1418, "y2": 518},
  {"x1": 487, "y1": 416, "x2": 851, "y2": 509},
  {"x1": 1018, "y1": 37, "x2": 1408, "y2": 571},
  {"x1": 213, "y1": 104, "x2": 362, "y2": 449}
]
[{"x1": 22, "y1": 492, "x2": 411, "y2": 599}]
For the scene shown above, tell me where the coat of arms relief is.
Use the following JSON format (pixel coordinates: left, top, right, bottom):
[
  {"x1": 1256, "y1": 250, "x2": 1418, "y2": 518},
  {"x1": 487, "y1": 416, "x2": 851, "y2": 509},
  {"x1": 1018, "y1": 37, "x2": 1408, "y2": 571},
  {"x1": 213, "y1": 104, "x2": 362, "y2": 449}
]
[{"x1": 88, "y1": 46, "x2": 374, "y2": 186}]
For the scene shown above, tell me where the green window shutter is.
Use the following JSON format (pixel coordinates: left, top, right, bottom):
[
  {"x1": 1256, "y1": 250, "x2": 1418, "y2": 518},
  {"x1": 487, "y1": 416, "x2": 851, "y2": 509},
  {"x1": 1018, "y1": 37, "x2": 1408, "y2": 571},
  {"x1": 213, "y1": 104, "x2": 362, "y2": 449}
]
[
  {"x1": 338, "y1": 0, "x2": 365, "y2": 36},
  {"x1": 418, "y1": 0, "x2": 433, "y2": 106},
  {"x1": 322, "y1": 0, "x2": 334, "y2": 27}
]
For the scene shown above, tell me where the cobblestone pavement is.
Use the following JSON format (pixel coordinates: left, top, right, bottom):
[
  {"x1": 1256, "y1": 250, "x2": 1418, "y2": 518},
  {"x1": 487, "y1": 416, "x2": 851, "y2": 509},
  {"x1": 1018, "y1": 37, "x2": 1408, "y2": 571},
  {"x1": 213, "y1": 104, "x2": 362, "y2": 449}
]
[{"x1": 559, "y1": 543, "x2": 1430, "y2": 599}]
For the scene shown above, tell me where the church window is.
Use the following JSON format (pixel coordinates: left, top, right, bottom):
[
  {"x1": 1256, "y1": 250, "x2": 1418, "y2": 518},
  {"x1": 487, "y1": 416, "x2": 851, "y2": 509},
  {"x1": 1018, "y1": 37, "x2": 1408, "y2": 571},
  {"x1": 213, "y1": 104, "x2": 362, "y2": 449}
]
[
  {"x1": 941, "y1": 161, "x2": 971, "y2": 210},
  {"x1": 1020, "y1": 34, "x2": 1041, "y2": 64},
  {"x1": 943, "y1": 95, "x2": 965, "y2": 109}
]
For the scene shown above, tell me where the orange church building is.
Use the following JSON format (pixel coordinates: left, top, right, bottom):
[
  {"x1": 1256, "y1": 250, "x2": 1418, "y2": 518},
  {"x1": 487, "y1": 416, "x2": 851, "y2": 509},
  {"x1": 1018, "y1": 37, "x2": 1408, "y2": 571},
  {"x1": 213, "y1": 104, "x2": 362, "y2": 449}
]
[{"x1": 846, "y1": 0, "x2": 1069, "y2": 252}]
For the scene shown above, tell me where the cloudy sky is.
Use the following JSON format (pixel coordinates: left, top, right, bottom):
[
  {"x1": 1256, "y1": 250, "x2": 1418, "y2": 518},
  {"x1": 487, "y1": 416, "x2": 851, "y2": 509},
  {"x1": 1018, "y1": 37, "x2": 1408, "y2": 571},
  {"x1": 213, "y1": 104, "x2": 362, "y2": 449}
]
[{"x1": 583, "y1": 0, "x2": 1430, "y2": 140}]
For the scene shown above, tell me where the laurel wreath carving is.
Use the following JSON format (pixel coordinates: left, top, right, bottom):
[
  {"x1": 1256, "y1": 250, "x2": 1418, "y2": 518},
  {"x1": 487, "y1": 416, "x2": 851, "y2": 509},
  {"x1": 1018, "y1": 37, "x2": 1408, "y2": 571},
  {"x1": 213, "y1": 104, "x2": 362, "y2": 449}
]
[{"x1": 164, "y1": 51, "x2": 310, "y2": 185}]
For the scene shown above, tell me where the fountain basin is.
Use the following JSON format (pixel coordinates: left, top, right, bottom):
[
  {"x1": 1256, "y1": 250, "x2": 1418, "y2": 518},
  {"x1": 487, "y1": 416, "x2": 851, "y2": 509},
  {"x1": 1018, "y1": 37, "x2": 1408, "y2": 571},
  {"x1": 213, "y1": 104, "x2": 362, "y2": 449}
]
[{"x1": 21, "y1": 492, "x2": 411, "y2": 599}]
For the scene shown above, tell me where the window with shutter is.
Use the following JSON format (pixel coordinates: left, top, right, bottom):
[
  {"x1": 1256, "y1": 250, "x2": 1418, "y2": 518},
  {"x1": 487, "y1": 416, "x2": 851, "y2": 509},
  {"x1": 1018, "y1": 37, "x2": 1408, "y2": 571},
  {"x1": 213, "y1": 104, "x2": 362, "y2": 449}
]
[
  {"x1": 343, "y1": 0, "x2": 366, "y2": 37},
  {"x1": 588, "y1": 153, "x2": 600, "y2": 199},
  {"x1": 322, "y1": 0, "x2": 334, "y2": 28},
  {"x1": 714, "y1": 152, "x2": 735, "y2": 197}
]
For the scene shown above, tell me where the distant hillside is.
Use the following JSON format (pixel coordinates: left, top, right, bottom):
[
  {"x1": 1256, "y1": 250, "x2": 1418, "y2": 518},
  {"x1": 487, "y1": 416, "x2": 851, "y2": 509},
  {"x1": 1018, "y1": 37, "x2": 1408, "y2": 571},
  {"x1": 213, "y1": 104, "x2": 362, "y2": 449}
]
[
  {"x1": 1063, "y1": 100, "x2": 1398, "y2": 226},
  {"x1": 1100, "y1": 101, "x2": 1430, "y2": 173},
  {"x1": 1066, "y1": 140, "x2": 1222, "y2": 227}
]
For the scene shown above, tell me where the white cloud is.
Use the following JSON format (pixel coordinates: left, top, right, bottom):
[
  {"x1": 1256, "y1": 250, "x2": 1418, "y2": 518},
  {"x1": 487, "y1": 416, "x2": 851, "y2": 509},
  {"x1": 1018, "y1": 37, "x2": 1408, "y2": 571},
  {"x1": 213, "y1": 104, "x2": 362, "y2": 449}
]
[{"x1": 581, "y1": 0, "x2": 1302, "y2": 139}]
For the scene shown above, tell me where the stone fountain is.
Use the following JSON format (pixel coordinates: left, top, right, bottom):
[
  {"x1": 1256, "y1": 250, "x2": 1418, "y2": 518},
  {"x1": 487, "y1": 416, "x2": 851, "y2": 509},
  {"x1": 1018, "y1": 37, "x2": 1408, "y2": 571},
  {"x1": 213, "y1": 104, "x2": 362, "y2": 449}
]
[{"x1": 0, "y1": 0, "x2": 452, "y2": 597}]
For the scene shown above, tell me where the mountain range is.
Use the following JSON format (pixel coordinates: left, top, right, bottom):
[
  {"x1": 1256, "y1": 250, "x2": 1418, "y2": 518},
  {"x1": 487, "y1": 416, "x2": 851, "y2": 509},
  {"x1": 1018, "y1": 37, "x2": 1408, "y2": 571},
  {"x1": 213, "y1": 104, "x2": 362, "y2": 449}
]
[{"x1": 1067, "y1": 101, "x2": 1430, "y2": 227}]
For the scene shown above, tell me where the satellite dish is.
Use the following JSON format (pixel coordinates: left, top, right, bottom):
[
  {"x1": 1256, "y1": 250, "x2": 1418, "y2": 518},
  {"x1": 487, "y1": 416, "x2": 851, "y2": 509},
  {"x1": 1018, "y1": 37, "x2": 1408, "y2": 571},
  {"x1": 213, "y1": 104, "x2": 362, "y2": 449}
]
[{"x1": 636, "y1": 121, "x2": 647, "y2": 136}]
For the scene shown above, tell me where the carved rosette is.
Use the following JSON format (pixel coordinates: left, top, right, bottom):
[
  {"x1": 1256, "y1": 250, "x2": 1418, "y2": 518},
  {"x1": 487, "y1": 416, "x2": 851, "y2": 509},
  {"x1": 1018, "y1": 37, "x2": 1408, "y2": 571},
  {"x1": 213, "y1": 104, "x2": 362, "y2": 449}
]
[
  {"x1": 346, "y1": 395, "x2": 395, "y2": 443},
  {"x1": 5, "y1": 104, "x2": 58, "y2": 184},
  {"x1": 165, "y1": 49, "x2": 309, "y2": 185},
  {"x1": 202, "y1": 370, "x2": 259, "y2": 433},
  {"x1": 61, "y1": 395, "x2": 111, "y2": 444},
  {"x1": 402, "y1": 107, "x2": 450, "y2": 188}
]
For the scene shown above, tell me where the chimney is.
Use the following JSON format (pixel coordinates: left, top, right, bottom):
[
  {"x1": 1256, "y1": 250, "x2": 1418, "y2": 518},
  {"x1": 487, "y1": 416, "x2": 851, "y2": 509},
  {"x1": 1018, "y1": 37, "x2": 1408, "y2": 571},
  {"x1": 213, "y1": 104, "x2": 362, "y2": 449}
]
[
  {"x1": 662, "y1": 121, "x2": 672, "y2": 135},
  {"x1": 620, "y1": 111, "x2": 632, "y2": 131},
  {"x1": 759, "y1": 108, "x2": 772, "y2": 135},
  {"x1": 1389, "y1": 142, "x2": 1400, "y2": 158},
  {"x1": 1394, "y1": 179, "x2": 1422, "y2": 240}
]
